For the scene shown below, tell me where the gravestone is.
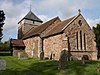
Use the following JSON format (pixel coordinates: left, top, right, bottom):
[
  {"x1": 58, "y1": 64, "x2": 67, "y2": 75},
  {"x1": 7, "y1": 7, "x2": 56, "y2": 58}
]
[
  {"x1": 0, "y1": 60, "x2": 6, "y2": 70},
  {"x1": 97, "y1": 63, "x2": 100, "y2": 73},
  {"x1": 18, "y1": 51, "x2": 28, "y2": 59},
  {"x1": 82, "y1": 57, "x2": 85, "y2": 64},
  {"x1": 70, "y1": 56, "x2": 78, "y2": 61},
  {"x1": 58, "y1": 49, "x2": 68, "y2": 70},
  {"x1": 40, "y1": 51, "x2": 44, "y2": 60},
  {"x1": 81, "y1": 55, "x2": 89, "y2": 64}
]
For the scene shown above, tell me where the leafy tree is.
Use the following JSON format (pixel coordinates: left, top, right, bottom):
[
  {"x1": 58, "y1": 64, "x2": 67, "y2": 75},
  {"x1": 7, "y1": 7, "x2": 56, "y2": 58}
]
[
  {"x1": 93, "y1": 24, "x2": 100, "y2": 58},
  {"x1": 0, "y1": 10, "x2": 5, "y2": 41},
  {"x1": 0, "y1": 40, "x2": 11, "y2": 51}
]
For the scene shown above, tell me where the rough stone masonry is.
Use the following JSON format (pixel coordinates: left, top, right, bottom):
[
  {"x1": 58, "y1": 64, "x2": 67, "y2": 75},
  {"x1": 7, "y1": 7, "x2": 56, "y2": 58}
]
[{"x1": 0, "y1": 60, "x2": 6, "y2": 70}]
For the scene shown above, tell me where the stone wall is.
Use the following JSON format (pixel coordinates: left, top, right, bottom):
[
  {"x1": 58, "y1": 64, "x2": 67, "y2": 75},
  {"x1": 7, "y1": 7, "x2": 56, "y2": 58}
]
[
  {"x1": 64, "y1": 14, "x2": 97, "y2": 60},
  {"x1": 18, "y1": 23, "x2": 37, "y2": 39},
  {"x1": 70, "y1": 51, "x2": 97, "y2": 60},
  {"x1": 43, "y1": 14, "x2": 97, "y2": 60},
  {"x1": 23, "y1": 36, "x2": 42, "y2": 58},
  {"x1": 21, "y1": 14, "x2": 97, "y2": 60},
  {"x1": 43, "y1": 33, "x2": 68, "y2": 60},
  {"x1": 13, "y1": 49, "x2": 22, "y2": 57},
  {"x1": 18, "y1": 18, "x2": 42, "y2": 39}
]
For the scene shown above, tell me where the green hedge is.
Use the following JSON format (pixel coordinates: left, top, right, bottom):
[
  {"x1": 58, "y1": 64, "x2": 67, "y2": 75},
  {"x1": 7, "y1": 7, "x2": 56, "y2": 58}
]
[
  {"x1": 0, "y1": 41, "x2": 11, "y2": 51},
  {"x1": 0, "y1": 51, "x2": 11, "y2": 56}
]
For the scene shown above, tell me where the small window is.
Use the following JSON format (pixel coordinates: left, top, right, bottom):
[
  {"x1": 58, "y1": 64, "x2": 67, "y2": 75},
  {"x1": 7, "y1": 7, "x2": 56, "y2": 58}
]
[
  {"x1": 78, "y1": 20, "x2": 82, "y2": 26},
  {"x1": 33, "y1": 21, "x2": 34, "y2": 24}
]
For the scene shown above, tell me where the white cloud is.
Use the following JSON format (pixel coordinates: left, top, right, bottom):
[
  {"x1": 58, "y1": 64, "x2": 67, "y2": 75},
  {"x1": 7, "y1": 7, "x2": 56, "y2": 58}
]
[
  {"x1": 0, "y1": 0, "x2": 51, "y2": 41},
  {"x1": 36, "y1": 0, "x2": 100, "y2": 19},
  {"x1": 0, "y1": 0, "x2": 30, "y2": 41},
  {"x1": 0, "y1": 0, "x2": 100, "y2": 41},
  {"x1": 38, "y1": 15, "x2": 50, "y2": 23},
  {"x1": 87, "y1": 18, "x2": 100, "y2": 28},
  {"x1": 37, "y1": 0, "x2": 75, "y2": 18}
]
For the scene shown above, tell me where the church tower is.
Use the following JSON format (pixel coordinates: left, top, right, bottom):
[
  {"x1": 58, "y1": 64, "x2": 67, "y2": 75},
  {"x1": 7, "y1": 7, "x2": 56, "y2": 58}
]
[{"x1": 18, "y1": 10, "x2": 43, "y2": 39}]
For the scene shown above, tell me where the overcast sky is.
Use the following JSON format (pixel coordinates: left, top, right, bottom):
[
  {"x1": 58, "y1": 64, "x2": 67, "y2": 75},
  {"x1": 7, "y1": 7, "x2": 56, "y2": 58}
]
[{"x1": 0, "y1": 0, "x2": 100, "y2": 42}]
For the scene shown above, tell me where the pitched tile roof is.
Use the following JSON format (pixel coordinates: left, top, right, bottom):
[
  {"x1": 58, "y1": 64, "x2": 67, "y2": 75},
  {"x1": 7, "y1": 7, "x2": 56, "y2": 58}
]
[
  {"x1": 10, "y1": 39, "x2": 25, "y2": 47},
  {"x1": 18, "y1": 11, "x2": 43, "y2": 24},
  {"x1": 22, "y1": 17, "x2": 61, "y2": 39},
  {"x1": 41, "y1": 16, "x2": 76, "y2": 37}
]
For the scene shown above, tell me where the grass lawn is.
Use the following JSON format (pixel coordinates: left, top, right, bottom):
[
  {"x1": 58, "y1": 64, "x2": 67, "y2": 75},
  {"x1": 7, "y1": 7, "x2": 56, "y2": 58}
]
[{"x1": 0, "y1": 56, "x2": 100, "y2": 75}]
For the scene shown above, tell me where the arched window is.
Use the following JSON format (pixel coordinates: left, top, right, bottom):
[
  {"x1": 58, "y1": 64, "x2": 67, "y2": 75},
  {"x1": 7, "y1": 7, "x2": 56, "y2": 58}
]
[
  {"x1": 76, "y1": 32, "x2": 78, "y2": 49},
  {"x1": 80, "y1": 31, "x2": 82, "y2": 50},
  {"x1": 67, "y1": 37, "x2": 70, "y2": 51},
  {"x1": 78, "y1": 20, "x2": 82, "y2": 26},
  {"x1": 84, "y1": 33, "x2": 86, "y2": 50}
]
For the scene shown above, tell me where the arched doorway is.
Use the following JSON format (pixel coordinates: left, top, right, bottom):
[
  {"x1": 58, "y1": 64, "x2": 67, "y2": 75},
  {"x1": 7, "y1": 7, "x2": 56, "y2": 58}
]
[{"x1": 82, "y1": 55, "x2": 89, "y2": 60}]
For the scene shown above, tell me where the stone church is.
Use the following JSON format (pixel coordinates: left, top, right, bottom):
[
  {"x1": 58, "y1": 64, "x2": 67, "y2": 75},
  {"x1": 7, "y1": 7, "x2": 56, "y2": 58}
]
[{"x1": 10, "y1": 10, "x2": 97, "y2": 60}]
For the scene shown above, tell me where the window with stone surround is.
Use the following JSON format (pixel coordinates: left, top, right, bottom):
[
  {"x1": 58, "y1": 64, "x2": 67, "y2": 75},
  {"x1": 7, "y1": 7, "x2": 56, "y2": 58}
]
[
  {"x1": 78, "y1": 20, "x2": 82, "y2": 26},
  {"x1": 67, "y1": 36, "x2": 70, "y2": 51},
  {"x1": 80, "y1": 30, "x2": 82, "y2": 50},
  {"x1": 76, "y1": 32, "x2": 78, "y2": 50},
  {"x1": 84, "y1": 33, "x2": 86, "y2": 50}
]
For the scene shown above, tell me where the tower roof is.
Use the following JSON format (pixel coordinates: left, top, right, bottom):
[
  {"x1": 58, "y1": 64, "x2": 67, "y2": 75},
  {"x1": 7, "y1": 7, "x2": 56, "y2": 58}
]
[{"x1": 18, "y1": 10, "x2": 43, "y2": 24}]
